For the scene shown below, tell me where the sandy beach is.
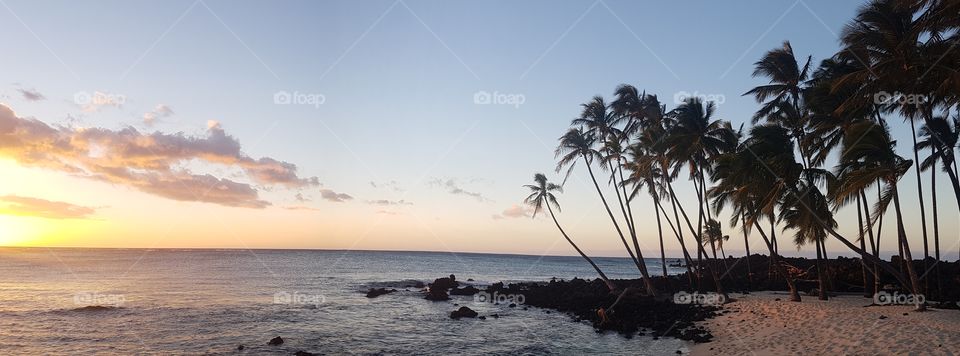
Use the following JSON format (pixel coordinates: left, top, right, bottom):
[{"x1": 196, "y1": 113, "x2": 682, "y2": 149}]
[{"x1": 690, "y1": 291, "x2": 960, "y2": 355}]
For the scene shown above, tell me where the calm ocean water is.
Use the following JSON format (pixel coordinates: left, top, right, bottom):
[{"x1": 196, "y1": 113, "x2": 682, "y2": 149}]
[{"x1": 0, "y1": 248, "x2": 688, "y2": 355}]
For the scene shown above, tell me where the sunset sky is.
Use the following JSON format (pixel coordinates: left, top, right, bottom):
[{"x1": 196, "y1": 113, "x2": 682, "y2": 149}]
[{"x1": 1, "y1": 0, "x2": 957, "y2": 258}]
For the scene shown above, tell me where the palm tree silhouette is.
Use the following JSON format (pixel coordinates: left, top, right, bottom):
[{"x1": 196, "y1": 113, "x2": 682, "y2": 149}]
[
  {"x1": 524, "y1": 173, "x2": 617, "y2": 292},
  {"x1": 834, "y1": 121, "x2": 925, "y2": 310}
]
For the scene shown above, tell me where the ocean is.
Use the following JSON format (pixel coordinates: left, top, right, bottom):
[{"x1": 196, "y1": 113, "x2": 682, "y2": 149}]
[{"x1": 0, "y1": 247, "x2": 688, "y2": 355}]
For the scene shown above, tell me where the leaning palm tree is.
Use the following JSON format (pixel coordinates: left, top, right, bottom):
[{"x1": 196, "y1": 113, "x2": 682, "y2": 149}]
[
  {"x1": 711, "y1": 124, "x2": 804, "y2": 302},
  {"x1": 833, "y1": 121, "x2": 925, "y2": 310},
  {"x1": 524, "y1": 173, "x2": 617, "y2": 292},
  {"x1": 780, "y1": 180, "x2": 837, "y2": 301},
  {"x1": 555, "y1": 128, "x2": 658, "y2": 296}
]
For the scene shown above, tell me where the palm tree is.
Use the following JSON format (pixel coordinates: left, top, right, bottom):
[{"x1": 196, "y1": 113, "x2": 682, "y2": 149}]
[
  {"x1": 780, "y1": 180, "x2": 837, "y2": 300},
  {"x1": 524, "y1": 173, "x2": 617, "y2": 292},
  {"x1": 555, "y1": 127, "x2": 658, "y2": 296},
  {"x1": 918, "y1": 115, "x2": 960, "y2": 295},
  {"x1": 704, "y1": 219, "x2": 730, "y2": 269},
  {"x1": 833, "y1": 121, "x2": 925, "y2": 310},
  {"x1": 711, "y1": 124, "x2": 804, "y2": 302},
  {"x1": 917, "y1": 116, "x2": 960, "y2": 209},
  {"x1": 663, "y1": 97, "x2": 736, "y2": 298}
]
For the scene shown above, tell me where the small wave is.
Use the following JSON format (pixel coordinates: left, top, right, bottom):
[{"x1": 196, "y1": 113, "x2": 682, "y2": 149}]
[
  {"x1": 58, "y1": 305, "x2": 124, "y2": 313},
  {"x1": 360, "y1": 279, "x2": 426, "y2": 289}
]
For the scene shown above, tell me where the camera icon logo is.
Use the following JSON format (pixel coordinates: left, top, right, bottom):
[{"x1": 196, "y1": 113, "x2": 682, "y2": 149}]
[
  {"x1": 274, "y1": 91, "x2": 292, "y2": 105},
  {"x1": 473, "y1": 91, "x2": 492, "y2": 105}
]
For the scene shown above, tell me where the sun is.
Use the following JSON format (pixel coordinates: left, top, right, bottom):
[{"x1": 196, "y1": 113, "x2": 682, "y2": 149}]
[{"x1": 0, "y1": 216, "x2": 38, "y2": 246}]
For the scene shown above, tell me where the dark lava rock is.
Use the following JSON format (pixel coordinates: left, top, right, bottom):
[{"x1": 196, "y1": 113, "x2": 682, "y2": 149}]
[
  {"x1": 449, "y1": 306, "x2": 478, "y2": 319},
  {"x1": 478, "y1": 316, "x2": 487, "y2": 320},
  {"x1": 490, "y1": 313, "x2": 500, "y2": 319},
  {"x1": 450, "y1": 286, "x2": 480, "y2": 296},
  {"x1": 365, "y1": 288, "x2": 397, "y2": 298},
  {"x1": 237, "y1": 345, "x2": 245, "y2": 351},
  {"x1": 424, "y1": 288, "x2": 450, "y2": 301},
  {"x1": 879, "y1": 315, "x2": 888, "y2": 319},
  {"x1": 267, "y1": 336, "x2": 284, "y2": 346},
  {"x1": 509, "y1": 303, "x2": 517, "y2": 308},
  {"x1": 294, "y1": 351, "x2": 315, "y2": 356},
  {"x1": 430, "y1": 275, "x2": 459, "y2": 291}
]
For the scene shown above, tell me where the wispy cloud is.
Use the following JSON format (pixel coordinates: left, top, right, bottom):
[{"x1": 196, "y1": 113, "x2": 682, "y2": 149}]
[
  {"x1": 142, "y1": 104, "x2": 174, "y2": 126},
  {"x1": 0, "y1": 103, "x2": 318, "y2": 208},
  {"x1": 369, "y1": 180, "x2": 404, "y2": 192},
  {"x1": 0, "y1": 195, "x2": 97, "y2": 219},
  {"x1": 492, "y1": 204, "x2": 538, "y2": 220},
  {"x1": 319, "y1": 189, "x2": 353, "y2": 203},
  {"x1": 17, "y1": 88, "x2": 45, "y2": 101},
  {"x1": 428, "y1": 177, "x2": 491, "y2": 202},
  {"x1": 366, "y1": 199, "x2": 412, "y2": 206}
]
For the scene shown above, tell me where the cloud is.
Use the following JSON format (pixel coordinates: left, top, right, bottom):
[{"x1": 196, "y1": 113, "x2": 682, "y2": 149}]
[
  {"x1": 295, "y1": 192, "x2": 310, "y2": 202},
  {"x1": 319, "y1": 189, "x2": 353, "y2": 203},
  {"x1": 18, "y1": 89, "x2": 45, "y2": 101},
  {"x1": 369, "y1": 180, "x2": 404, "y2": 192},
  {"x1": 492, "y1": 204, "x2": 538, "y2": 220},
  {"x1": 0, "y1": 195, "x2": 97, "y2": 219},
  {"x1": 376, "y1": 210, "x2": 401, "y2": 215},
  {"x1": 284, "y1": 205, "x2": 321, "y2": 211},
  {"x1": 366, "y1": 199, "x2": 412, "y2": 206},
  {"x1": 0, "y1": 103, "x2": 318, "y2": 208},
  {"x1": 142, "y1": 104, "x2": 174, "y2": 126},
  {"x1": 428, "y1": 178, "x2": 490, "y2": 202}
]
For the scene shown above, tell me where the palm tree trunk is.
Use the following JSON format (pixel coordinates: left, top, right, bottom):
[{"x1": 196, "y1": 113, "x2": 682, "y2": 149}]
[
  {"x1": 741, "y1": 213, "x2": 753, "y2": 291},
  {"x1": 908, "y1": 119, "x2": 930, "y2": 293},
  {"x1": 891, "y1": 185, "x2": 925, "y2": 311},
  {"x1": 750, "y1": 218, "x2": 800, "y2": 302},
  {"x1": 815, "y1": 240, "x2": 827, "y2": 300},
  {"x1": 654, "y1": 199, "x2": 668, "y2": 277},
  {"x1": 582, "y1": 154, "x2": 656, "y2": 295},
  {"x1": 856, "y1": 193, "x2": 871, "y2": 298},
  {"x1": 656, "y1": 191, "x2": 696, "y2": 283},
  {"x1": 546, "y1": 202, "x2": 617, "y2": 292},
  {"x1": 612, "y1": 162, "x2": 654, "y2": 283},
  {"x1": 860, "y1": 190, "x2": 879, "y2": 296},
  {"x1": 668, "y1": 180, "x2": 727, "y2": 300},
  {"x1": 930, "y1": 149, "x2": 941, "y2": 299},
  {"x1": 666, "y1": 177, "x2": 699, "y2": 288}
]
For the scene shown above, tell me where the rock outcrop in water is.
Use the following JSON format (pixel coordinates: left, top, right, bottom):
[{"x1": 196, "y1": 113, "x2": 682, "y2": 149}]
[
  {"x1": 449, "y1": 285, "x2": 480, "y2": 296},
  {"x1": 449, "y1": 306, "x2": 478, "y2": 319},
  {"x1": 424, "y1": 274, "x2": 459, "y2": 301},
  {"x1": 267, "y1": 336, "x2": 284, "y2": 346},
  {"x1": 365, "y1": 288, "x2": 397, "y2": 298}
]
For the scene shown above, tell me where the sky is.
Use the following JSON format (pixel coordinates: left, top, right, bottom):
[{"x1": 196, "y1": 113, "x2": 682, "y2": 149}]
[{"x1": 0, "y1": 0, "x2": 957, "y2": 259}]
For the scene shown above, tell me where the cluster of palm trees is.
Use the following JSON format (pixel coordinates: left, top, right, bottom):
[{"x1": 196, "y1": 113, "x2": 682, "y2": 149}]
[{"x1": 525, "y1": 0, "x2": 959, "y2": 310}]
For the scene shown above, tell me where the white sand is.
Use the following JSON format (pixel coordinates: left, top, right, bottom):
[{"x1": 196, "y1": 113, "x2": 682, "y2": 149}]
[{"x1": 690, "y1": 291, "x2": 960, "y2": 355}]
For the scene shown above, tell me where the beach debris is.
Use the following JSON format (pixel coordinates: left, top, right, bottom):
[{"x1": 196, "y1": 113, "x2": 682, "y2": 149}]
[
  {"x1": 365, "y1": 288, "x2": 397, "y2": 298},
  {"x1": 267, "y1": 336, "x2": 284, "y2": 346},
  {"x1": 449, "y1": 306, "x2": 478, "y2": 319}
]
